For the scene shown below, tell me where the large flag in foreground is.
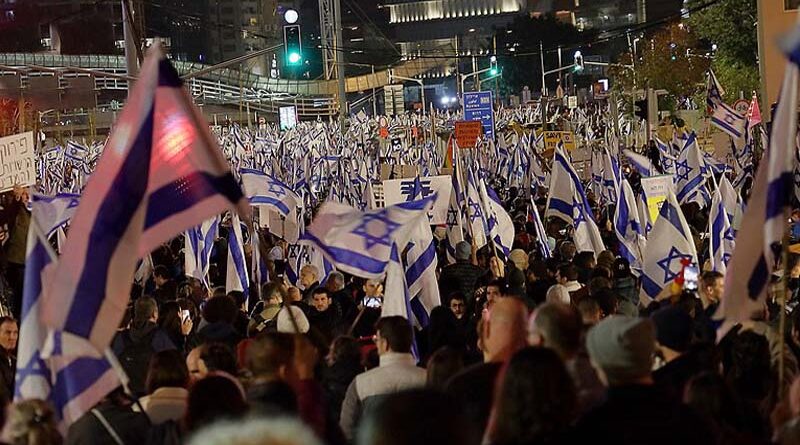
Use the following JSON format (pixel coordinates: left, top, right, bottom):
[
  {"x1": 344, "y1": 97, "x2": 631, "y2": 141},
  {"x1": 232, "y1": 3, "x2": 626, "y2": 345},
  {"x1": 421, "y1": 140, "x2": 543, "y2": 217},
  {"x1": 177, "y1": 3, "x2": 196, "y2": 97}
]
[
  {"x1": 715, "y1": 33, "x2": 800, "y2": 330},
  {"x1": 640, "y1": 189, "x2": 698, "y2": 300},
  {"x1": 42, "y1": 45, "x2": 248, "y2": 352},
  {"x1": 16, "y1": 207, "x2": 118, "y2": 430}
]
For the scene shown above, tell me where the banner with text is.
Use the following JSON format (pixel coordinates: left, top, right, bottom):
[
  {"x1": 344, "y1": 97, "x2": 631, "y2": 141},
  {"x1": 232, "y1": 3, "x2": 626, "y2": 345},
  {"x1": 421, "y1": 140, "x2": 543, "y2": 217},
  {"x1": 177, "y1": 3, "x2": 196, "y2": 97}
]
[{"x1": 383, "y1": 175, "x2": 452, "y2": 225}]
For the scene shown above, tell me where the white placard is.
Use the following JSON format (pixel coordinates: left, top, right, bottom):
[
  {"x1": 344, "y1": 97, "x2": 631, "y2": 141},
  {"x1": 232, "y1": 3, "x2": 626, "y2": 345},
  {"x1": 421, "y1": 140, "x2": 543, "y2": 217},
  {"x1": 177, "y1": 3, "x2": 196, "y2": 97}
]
[
  {"x1": 0, "y1": 132, "x2": 34, "y2": 192},
  {"x1": 382, "y1": 175, "x2": 452, "y2": 225}
]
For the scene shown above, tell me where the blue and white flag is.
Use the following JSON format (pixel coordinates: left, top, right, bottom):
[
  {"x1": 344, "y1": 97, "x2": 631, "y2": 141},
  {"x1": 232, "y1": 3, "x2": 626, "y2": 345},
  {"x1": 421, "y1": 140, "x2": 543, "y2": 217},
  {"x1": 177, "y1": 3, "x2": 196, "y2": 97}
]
[
  {"x1": 546, "y1": 147, "x2": 605, "y2": 256},
  {"x1": 529, "y1": 198, "x2": 551, "y2": 259},
  {"x1": 602, "y1": 149, "x2": 621, "y2": 204},
  {"x1": 403, "y1": 216, "x2": 439, "y2": 327},
  {"x1": 42, "y1": 45, "x2": 248, "y2": 351},
  {"x1": 719, "y1": 175, "x2": 743, "y2": 232},
  {"x1": 655, "y1": 138, "x2": 676, "y2": 175},
  {"x1": 465, "y1": 167, "x2": 488, "y2": 248},
  {"x1": 184, "y1": 217, "x2": 219, "y2": 287},
  {"x1": 623, "y1": 149, "x2": 654, "y2": 177},
  {"x1": 226, "y1": 213, "x2": 249, "y2": 304},
  {"x1": 640, "y1": 189, "x2": 698, "y2": 300},
  {"x1": 300, "y1": 195, "x2": 435, "y2": 278},
  {"x1": 711, "y1": 101, "x2": 746, "y2": 139},
  {"x1": 708, "y1": 187, "x2": 735, "y2": 275},
  {"x1": 614, "y1": 179, "x2": 645, "y2": 272},
  {"x1": 675, "y1": 133, "x2": 710, "y2": 207},
  {"x1": 480, "y1": 180, "x2": 515, "y2": 259},
  {"x1": 716, "y1": 33, "x2": 800, "y2": 330},
  {"x1": 241, "y1": 168, "x2": 301, "y2": 218},
  {"x1": 251, "y1": 227, "x2": 270, "y2": 290},
  {"x1": 637, "y1": 191, "x2": 653, "y2": 238},
  {"x1": 16, "y1": 209, "x2": 119, "y2": 430},
  {"x1": 31, "y1": 193, "x2": 80, "y2": 237}
]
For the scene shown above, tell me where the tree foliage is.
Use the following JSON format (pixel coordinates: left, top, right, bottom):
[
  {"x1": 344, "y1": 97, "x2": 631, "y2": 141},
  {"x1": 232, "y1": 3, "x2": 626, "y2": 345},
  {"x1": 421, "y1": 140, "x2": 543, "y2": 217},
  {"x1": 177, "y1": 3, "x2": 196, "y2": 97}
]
[{"x1": 686, "y1": 0, "x2": 758, "y2": 67}]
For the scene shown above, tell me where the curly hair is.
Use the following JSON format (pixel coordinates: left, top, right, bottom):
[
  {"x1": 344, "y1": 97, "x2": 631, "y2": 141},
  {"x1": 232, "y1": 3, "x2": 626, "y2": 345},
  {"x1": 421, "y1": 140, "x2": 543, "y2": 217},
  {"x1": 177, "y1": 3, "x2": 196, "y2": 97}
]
[{"x1": 5, "y1": 399, "x2": 62, "y2": 445}]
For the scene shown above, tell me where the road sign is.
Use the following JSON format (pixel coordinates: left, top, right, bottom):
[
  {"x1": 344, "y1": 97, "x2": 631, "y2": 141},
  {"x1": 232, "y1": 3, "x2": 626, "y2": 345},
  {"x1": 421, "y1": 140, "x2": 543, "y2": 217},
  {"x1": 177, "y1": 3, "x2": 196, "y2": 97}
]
[
  {"x1": 463, "y1": 91, "x2": 495, "y2": 141},
  {"x1": 455, "y1": 120, "x2": 483, "y2": 148},
  {"x1": 733, "y1": 99, "x2": 749, "y2": 115},
  {"x1": 543, "y1": 131, "x2": 576, "y2": 151}
]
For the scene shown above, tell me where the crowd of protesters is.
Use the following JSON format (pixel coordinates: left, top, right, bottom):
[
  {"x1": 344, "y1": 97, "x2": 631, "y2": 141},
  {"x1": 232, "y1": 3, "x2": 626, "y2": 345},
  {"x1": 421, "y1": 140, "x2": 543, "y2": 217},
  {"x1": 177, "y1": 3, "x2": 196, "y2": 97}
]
[{"x1": 0, "y1": 145, "x2": 798, "y2": 445}]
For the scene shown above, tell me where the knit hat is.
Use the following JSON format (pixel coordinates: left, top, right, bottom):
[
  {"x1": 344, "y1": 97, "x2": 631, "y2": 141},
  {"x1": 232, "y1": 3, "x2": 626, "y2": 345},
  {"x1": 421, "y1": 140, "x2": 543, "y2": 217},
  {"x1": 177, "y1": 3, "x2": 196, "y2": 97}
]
[
  {"x1": 508, "y1": 249, "x2": 529, "y2": 271},
  {"x1": 586, "y1": 316, "x2": 655, "y2": 384},
  {"x1": 651, "y1": 306, "x2": 693, "y2": 353},
  {"x1": 455, "y1": 241, "x2": 471, "y2": 261}
]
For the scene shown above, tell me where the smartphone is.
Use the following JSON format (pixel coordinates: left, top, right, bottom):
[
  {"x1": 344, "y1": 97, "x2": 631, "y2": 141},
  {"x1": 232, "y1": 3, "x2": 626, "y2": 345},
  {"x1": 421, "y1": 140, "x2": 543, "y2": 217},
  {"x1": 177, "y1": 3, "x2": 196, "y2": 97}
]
[
  {"x1": 683, "y1": 265, "x2": 699, "y2": 291},
  {"x1": 180, "y1": 310, "x2": 191, "y2": 323}
]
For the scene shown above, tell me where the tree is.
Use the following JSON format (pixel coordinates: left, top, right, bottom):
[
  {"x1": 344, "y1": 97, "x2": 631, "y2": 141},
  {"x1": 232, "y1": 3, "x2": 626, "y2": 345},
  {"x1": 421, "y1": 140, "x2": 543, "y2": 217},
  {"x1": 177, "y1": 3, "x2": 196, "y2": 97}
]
[
  {"x1": 687, "y1": 0, "x2": 759, "y2": 102},
  {"x1": 610, "y1": 24, "x2": 709, "y2": 105},
  {"x1": 494, "y1": 15, "x2": 593, "y2": 94}
]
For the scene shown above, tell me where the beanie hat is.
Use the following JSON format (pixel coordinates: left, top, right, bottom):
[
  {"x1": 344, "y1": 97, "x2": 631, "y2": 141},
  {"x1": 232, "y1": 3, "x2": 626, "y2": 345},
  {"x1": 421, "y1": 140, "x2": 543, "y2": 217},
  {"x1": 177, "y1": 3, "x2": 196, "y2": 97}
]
[
  {"x1": 586, "y1": 315, "x2": 655, "y2": 385},
  {"x1": 651, "y1": 306, "x2": 693, "y2": 353}
]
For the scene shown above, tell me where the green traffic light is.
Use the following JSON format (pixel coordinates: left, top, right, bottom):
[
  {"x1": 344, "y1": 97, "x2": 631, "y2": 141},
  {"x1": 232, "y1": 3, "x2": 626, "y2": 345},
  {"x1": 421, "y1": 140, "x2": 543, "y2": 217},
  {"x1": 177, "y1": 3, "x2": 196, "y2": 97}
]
[
  {"x1": 288, "y1": 52, "x2": 302, "y2": 64},
  {"x1": 489, "y1": 67, "x2": 498, "y2": 76}
]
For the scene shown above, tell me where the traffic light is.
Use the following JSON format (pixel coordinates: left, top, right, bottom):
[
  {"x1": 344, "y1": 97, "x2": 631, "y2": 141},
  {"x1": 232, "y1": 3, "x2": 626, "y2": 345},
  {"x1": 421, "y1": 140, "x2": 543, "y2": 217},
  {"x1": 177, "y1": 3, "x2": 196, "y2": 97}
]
[
  {"x1": 284, "y1": 24, "x2": 302, "y2": 66},
  {"x1": 634, "y1": 99, "x2": 648, "y2": 121},
  {"x1": 489, "y1": 55, "x2": 498, "y2": 76},
  {"x1": 573, "y1": 51, "x2": 584, "y2": 72}
]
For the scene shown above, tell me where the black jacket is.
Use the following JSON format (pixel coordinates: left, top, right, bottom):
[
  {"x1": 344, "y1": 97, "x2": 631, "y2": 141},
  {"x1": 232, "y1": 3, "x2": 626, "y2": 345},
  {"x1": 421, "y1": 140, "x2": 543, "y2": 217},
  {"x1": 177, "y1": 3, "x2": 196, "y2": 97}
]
[{"x1": 438, "y1": 261, "x2": 488, "y2": 304}]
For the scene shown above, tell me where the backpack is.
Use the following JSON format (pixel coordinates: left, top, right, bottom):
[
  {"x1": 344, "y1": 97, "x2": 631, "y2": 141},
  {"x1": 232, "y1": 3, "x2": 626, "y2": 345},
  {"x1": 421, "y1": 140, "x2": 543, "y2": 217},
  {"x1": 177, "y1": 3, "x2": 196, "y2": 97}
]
[{"x1": 118, "y1": 329, "x2": 158, "y2": 396}]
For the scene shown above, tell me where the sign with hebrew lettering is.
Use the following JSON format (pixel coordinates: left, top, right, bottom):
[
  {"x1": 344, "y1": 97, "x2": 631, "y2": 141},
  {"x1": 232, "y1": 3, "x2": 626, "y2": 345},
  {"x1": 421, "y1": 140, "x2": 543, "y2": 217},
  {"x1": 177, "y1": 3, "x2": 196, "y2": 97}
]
[
  {"x1": 383, "y1": 175, "x2": 452, "y2": 225},
  {"x1": 0, "y1": 132, "x2": 34, "y2": 192}
]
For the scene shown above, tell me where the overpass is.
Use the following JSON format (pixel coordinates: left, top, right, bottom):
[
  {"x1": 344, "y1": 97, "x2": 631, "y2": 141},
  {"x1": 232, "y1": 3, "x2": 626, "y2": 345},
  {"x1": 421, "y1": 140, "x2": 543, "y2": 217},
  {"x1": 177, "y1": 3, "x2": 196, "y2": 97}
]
[{"x1": 0, "y1": 50, "x2": 454, "y2": 118}]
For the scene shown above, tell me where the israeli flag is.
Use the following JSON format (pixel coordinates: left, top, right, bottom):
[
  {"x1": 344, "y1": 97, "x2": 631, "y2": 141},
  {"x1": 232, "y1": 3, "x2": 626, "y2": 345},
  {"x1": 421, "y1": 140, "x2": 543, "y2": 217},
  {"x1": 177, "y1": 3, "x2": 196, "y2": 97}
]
[
  {"x1": 300, "y1": 195, "x2": 435, "y2": 279},
  {"x1": 708, "y1": 187, "x2": 735, "y2": 275},
  {"x1": 675, "y1": 133, "x2": 710, "y2": 207},
  {"x1": 655, "y1": 138, "x2": 676, "y2": 175},
  {"x1": 465, "y1": 167, "x2": 488, "y2": 248},
  {"x1": 614, "y1": 179, "x2": 645, "y2": 272},
  {"x1": 719, "y1": 175, "x2": 743, "y2": 232},
  {"x1": 623, "y1": 149, "x2": 654, "y2": 177},
  {"x1": 251, "y1": 227, "x2": 270, "y2": 290},
  {"x1": 43, "y1": 46, "x2": 248, "y2": 352},
  {"x1": 711, "y1": 101, "x2": 746, "y2": 139},
  {"x1": 241, "y1": 168, "x2": 302, "y2": 218},
  {"x1": 382, "y1": 244, "x2": 420, "y2": 359},
  {"x1": 226, "y1": 212, "x2": 250, "y2": 305},
  {"x1": 31, "y1": 193, "x2": 80, "y2": 237},
  {"x1": 640, "y1": 189, "x2": 698, "y2": 300},
  {"x1": 482, "y1": 183, "x2": 515, "y2": 259},
  {"x1": 16, "y1": 208, "x2": 119, "y2": 430},
  {"x1": 716, "y1": 34, "x2": 800, "y2": 329},
  {"x1": 546, "y1": 147, "x2": 605, "y2": 256},
  {"x1": 529, "y1": 198, "x2": 551, "y2": 258},
  {"x1": 184, "y1": 217, "x2": 219, "y2": 287},
  {"x1": 444, "y1": 157, "x2": 465, "y2": 263},
  {"x1": 602, "y1": 149, "x2": 621, "y2": 204}
]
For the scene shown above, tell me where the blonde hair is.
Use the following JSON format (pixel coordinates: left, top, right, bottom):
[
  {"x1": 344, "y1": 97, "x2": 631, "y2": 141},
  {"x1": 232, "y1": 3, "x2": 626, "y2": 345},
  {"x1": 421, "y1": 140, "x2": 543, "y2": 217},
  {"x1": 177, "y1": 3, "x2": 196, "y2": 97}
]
[
  {"x1": 4, "y1": 400, "x2": 62, "y2": 445},
  {"x1": 188, "y1": 417, "x2": 321, "y2": 445}
]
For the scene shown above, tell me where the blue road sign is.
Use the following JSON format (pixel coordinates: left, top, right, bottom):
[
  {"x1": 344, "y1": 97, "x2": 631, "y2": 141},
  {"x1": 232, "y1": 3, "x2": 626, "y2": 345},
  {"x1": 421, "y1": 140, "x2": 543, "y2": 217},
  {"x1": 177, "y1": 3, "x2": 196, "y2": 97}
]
[{"x1": 463, "y1": 91, "x2": 495, "y2": 142}]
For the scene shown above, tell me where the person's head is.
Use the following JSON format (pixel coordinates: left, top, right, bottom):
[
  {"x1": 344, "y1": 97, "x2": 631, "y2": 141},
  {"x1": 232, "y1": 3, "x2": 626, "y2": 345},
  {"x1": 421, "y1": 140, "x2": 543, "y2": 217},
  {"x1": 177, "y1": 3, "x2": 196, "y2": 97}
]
[
  {"x1": 4, "y1": 399, "x2": 61, "y2": 445},
  {"x1": 200, "y1": 343, "x2": 238, "y2": 376},
  {"x1": 683, "y1": 372, "x2": 743, "y2": 429},
  {"x1": 158, "y1": 300, "x2": 182, "y2": 337},
  {"x1": 363, "y1": 279, "x2": 383, "y2": 298},
  {"x1": 556, "y1": 264, "x2": 578, "y2": 284},
  {"x1": 613, "y1": 258, "x2": 632, "y2": 279},
  {"x1": 153, "y1": 265, "x2": 171, "y2": 287},
  {"x1": 311, "y1": 288, "x2": 332, "y2": 313},
  {"x1": 527, "y1": 303, "x2": 582, "y2": 360},
  {"x1": 186, "y1": 346, "x2": 206, "y2": 383},
  {"x1": 508, "y1": 249, "x2": 529, "y2": 271},
  {"x1": 146, "y1": 350, "x2": 189, "y2": 394},
  {"x1": 202, "y1": 295, "x2": 238, "y2": 324},
  {"x1": 326, "y1": 271, "x2": 345, "y2": 292},
  {"x1": 586, "y1": 316, "x2": 656, "y2": 386},
  {"x1": 591, "y1": 288, "x2": 619, "y2": 317},
  {"x1": 545, "y1": 284, "x2": 571, "y2": 305},
  {"x1": 187, "y1": 417, "x2": 322, "y2": 445},
  {"x1": 588, "y1": 276, "x2": 612, "y2": 296},
  {"x1": 486, "y1": 280, "x2": 504, "y2": 304},
  {"x1": 262, "y1": 281, "x2": 286, "y2": 305},
  {"x1": 558, "y1": 241, "x2": 576, "y2": 262},
  {"x1": 326, "y1": 336, "x2": 362, "y2": 368},
  {"x1": 245, "y1": 333, "x2": 296, "y2": 381},
  {"x1": 374, "y1": 317, "x2": 413, "y2": 355},
  {"x1": 299, "y1": 265, "x2": 319, "y2": 289},
  {"x1": 357, "y1": 389, "x2": 476, "y2": 445},
  {"x1": 700, "y1": 271, "x2": 724, "y2": 304},
  {"x1": 723, "y1": 329, "x2": 772, "y2": 400},
  {"x1": 133, "y1": 297, "x2": 158, "y2": 326},
  {"x1": 596, "y1": 250, "x2": 616, "y2": 271},
  {"x1": 184, "y1": 374, "x2": 248, "y2": 433},
  {"x1": 426, "y1": 347, "x2": 464, "y2": 390},
  {"x1": 0, "y1": 317, "x2": 18, "y2": 352},
  {"x1": 455, "y1": 241, "x2": 472, "y2": 262},
  {"x1": 573, "y1": 251, "x2": 596, "y2": 270},
  {"x1": 489, "y1": 347, "x2": 577, "y2": 445},
  {"x1": 576, "y1": 298, "x2": 601, "y2": 326},
  {"x1": 651, "y1": 306, "x2": 693, "y2": 359},
  {"x1": 448, "y1": 294, "x2": 466, "y2": 319},
  {"x1": 482, "y1": 297, "x2": 528, "y2": 362}
]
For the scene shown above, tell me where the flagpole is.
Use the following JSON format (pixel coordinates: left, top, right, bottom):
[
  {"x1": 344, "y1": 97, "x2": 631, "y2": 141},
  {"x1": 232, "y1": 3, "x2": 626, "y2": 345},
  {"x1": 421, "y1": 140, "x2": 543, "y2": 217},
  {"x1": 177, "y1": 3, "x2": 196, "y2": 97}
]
[{"x1": 780, "y1": 225, "x2": 790, "y2": 392}]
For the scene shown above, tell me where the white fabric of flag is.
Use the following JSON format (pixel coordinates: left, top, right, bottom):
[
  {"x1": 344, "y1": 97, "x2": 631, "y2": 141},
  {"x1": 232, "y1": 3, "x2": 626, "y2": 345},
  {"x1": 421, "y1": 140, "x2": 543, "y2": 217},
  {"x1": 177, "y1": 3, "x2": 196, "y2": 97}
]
[
  {"x1": 614, "y1": 179, "x2": 645, "y2": 272},
  {"x1": 715, "y1": 35, "x2": 800, "y2": 331},
  {"x1": 675, "y1": 133, "x2": 710, "y2": 208},
  {"x1": 42, "y1": 45, "x2": 247, "y2": 352},
  {"x1": 184, "y1": 217, "x2": 219, "y2": 287},
  {"x1": 640, "y1": 189, "x2": 698, "y2": 300},
  {"x1": 31, "y1": 193, "x2": 80, "y2": 237},
  {"x1": 708, "y1": 187, "x2": 735, "y2": 275},
  {"x1": 226, "y1": 212, "x2": 249, "y2": 304},
  {"x1": 300, "y1": 195, "x2": 435, "y2": 279},
  {"x1": 241, "y1": 168, "x2": 302, "y2": 218},
  {"x1": 623, "y1": 149, "x2": 654, "y2": 177}
]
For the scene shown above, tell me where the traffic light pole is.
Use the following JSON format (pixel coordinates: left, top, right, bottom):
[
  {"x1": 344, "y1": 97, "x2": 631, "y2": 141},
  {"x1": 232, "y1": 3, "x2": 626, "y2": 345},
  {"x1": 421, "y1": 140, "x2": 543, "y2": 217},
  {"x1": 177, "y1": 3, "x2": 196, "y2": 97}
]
[
  {"x1": 334, "y1": 0, "x2": 347, "y2": 133},
  {"x1": 389, "y1": 71, "x2": 426, "y2": 114}
]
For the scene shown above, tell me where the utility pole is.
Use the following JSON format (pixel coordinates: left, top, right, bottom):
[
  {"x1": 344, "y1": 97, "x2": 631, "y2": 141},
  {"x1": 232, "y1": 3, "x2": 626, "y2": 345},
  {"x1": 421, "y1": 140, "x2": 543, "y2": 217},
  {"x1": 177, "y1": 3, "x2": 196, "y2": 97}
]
[
  {"x1": 121, "y1": 0, "x2": 142, "y2": 81},
  {"x1": 333, "y1": 0, "x2": 347, "y2": 132},
  {"x1": 539, "y1": 41, "x2": 546, "y2": 97}
]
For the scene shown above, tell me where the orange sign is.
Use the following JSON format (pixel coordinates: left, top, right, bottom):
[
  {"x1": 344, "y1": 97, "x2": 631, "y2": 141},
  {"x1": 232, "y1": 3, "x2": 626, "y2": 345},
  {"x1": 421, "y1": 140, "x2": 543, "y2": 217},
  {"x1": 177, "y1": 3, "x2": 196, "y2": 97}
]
[{"x1": 455, "y1": 120, "x2": 482, "y2": 149}]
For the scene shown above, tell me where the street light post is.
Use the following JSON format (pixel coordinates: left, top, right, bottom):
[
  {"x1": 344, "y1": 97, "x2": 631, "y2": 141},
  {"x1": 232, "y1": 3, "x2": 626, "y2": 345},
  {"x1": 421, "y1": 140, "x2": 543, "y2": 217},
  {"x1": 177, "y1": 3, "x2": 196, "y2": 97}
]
[{"x1": 389, "y1": 70, "x2": 426, "y2": 114}]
